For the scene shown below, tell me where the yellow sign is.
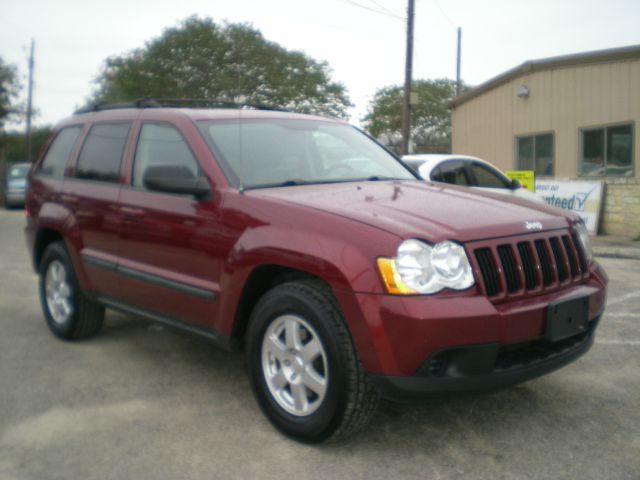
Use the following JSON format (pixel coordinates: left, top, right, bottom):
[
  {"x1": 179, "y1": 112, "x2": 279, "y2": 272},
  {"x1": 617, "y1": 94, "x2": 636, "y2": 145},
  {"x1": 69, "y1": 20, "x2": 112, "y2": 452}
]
[{"x1": 505, "y1": 170, "x2": 535, "y2": 193}]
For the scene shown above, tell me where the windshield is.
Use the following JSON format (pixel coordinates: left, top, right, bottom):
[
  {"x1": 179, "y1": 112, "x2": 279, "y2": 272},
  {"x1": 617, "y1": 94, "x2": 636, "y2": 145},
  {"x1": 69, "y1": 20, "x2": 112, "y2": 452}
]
[
  {"x1": 9, "y1": 165, "x2": 30, "y2": 178},
  {"x1": 197, "y1": 119, "x2": 416, "y2": 189}
]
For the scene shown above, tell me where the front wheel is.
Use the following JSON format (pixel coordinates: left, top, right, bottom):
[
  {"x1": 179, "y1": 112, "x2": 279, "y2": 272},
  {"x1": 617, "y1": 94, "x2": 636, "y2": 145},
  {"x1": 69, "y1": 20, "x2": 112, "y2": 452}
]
[
  {"x1": 246, "y1": 280, "x2": 378, "y2": 443},
  {"x1": 39, "y1": 241, "x2": 104, "y2": 340}
]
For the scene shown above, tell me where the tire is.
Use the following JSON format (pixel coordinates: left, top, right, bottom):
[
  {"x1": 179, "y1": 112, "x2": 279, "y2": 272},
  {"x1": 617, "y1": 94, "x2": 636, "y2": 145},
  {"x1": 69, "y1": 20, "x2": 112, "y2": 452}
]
[
  {"x1": 246, "y1": 280, "x2": 379, "y2": 443},
  {"x1": 38, "y1": 241, "x2": 104, "y2": 340}
]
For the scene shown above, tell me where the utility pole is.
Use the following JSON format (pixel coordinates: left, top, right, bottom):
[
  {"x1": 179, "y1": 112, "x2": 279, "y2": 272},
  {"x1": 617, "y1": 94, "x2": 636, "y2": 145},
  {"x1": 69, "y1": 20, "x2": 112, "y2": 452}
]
[
  {"x1": 26, "y1": 39, "x2": 35, "y2": 162},
  {"x1": 456, "y1": 27, "x2": 462, "y2": 97},
  {"x1": 401, "y1": 0, "x2": 415, "y2": 155}
]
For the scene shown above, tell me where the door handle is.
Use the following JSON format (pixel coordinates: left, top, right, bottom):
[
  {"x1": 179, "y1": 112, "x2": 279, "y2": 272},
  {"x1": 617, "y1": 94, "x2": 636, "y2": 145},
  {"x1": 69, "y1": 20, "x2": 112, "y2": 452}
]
[
  {"x1": 60, "y1": 194, "x2": 79, "y2": 205},
  {"x1": 119, "y1": 206, "x2": 145, "y2": 219}
]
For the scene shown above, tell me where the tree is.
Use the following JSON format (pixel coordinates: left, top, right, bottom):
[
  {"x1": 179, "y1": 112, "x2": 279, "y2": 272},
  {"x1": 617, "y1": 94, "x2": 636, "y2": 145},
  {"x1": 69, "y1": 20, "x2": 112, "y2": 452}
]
[
  {"x1": 89, "y1": 17, "x2": 351, "y2": 118},
  {"x1": 362, "y1": 79, "x2": 467, "y2": 153},
  {"x1": 0, "y1": 57, "x2": 20, "y2": 130},
  {"x1": 0, "y1": 126, "x2": 52, "y2": 162}
]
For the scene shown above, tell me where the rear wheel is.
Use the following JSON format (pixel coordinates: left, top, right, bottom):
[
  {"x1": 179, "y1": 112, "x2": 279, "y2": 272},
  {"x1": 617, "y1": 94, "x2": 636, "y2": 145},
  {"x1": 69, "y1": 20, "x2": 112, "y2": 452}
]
[
  {"x1": 39, "y1": 241, "x2": 104, "y2": 340},
  {"x1": 246, "y1": 280, "x2": 378, "y2": 443}
]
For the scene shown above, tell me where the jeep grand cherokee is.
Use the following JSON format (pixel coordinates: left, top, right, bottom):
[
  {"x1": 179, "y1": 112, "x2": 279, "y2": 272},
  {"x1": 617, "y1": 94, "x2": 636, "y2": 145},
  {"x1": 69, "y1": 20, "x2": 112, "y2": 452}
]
[{"x1": 25, "y1": 103, "x2": 607, "y2": 443}]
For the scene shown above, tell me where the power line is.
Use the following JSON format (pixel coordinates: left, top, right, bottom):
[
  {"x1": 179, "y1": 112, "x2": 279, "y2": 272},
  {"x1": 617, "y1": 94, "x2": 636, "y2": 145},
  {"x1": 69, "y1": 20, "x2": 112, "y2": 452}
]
[
  {"x1": 432, "y1": 0, "x2": 456, "y2": 28},
  {"x1": 366, "y1": 0, "x2": 405, "y2": 18},
  {"x1": 338, "y1": 0, "x2": 405, "y2": 21}
]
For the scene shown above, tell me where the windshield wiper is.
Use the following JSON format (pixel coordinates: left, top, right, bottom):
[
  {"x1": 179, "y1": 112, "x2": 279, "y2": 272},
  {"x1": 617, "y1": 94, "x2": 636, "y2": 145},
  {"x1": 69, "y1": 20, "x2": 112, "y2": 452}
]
[
  {"x1": 243, "y1": 176, "x2": 407, "y2": 191},
  {"x1": 364, "y1": 175, "x2": 403, "y2": 181},
  {"x1": 243, "y1": 179, "x2": 347, "y2": 190}
]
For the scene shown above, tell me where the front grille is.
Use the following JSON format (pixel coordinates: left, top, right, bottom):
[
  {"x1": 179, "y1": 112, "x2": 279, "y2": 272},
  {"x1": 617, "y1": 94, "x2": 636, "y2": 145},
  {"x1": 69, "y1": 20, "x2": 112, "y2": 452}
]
[
  {"x1": 470, "y1": 230, "x2": 589, "y2": 301},
  {"x1": 535, "y1": 239, "x2": 553, "y2": 286},
  {"x1": 497, "y1": 245, "x2": 520, "y2": 293},
  {"x1": 517, "y1": 242, "x2": 537, "y2": 290},
  {"x1": 475, "y1": 248, "x2": 500, "y2": 297},
  {"x1": 549, "y1": 237, "x2": 568, "y2": 282}
]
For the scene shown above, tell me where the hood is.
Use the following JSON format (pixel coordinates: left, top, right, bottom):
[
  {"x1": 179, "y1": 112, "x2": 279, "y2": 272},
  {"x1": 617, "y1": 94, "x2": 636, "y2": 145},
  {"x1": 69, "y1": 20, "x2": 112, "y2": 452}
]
[{"x1": 249, "y1": 180, "x2": 574, "y2": 243}]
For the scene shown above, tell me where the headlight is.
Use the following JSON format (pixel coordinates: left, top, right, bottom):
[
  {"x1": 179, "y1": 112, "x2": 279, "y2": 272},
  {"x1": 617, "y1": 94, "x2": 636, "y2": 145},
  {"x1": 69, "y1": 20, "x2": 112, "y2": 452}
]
[
  {"x1": 378, "y1": 239, "x2": 475, "y2": 295},
  {"x1": 574, "y1": 222, "x2": 593, "y2": 264}
]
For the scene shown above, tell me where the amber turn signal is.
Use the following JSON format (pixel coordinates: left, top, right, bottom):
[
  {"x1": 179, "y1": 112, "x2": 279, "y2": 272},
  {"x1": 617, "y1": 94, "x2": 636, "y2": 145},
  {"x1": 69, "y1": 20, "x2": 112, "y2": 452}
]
[{"x1": 377, "y1": 258, "x2": 416, "y2": 295}]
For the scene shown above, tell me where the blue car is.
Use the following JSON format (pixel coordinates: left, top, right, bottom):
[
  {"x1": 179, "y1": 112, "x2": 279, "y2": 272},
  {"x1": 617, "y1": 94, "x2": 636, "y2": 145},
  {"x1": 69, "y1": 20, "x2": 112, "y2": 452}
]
[{"x1": 4, "y1": 162, "x2": 31, "y2": 209}]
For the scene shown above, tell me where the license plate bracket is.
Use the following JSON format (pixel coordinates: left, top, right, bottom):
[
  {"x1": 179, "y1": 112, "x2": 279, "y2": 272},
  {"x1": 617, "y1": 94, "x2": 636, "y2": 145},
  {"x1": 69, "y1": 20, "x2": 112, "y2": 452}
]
[{"x1": 545, "y1": 296, "x2": 589, "y2": 342}]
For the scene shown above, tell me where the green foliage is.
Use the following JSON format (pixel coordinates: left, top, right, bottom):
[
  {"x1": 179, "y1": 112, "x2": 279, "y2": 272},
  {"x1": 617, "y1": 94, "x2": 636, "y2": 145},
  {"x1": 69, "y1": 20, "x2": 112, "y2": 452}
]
[
  {"x1": 0, "y1": 126, "x2": 52, "y2": 163},
  {"x1": 89, "y1": 16, "x2": 351, "y2": 118},
  {"x1": 362, "y1": 79, "x2": 467, "y2": 153},
  {"x1": 0, "y1": 57, "x2": 21, "y2": 129}
]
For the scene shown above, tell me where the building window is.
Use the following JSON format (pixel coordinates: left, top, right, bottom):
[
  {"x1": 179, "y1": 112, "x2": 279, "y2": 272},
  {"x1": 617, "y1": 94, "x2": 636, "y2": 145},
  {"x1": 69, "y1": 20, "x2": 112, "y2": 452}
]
[
  {"x1": 516, "y1": 133, "x2": 554, "y2": 176},
  {"x1": 581, "y1": 123, "x2": 633, "y2": 177}
]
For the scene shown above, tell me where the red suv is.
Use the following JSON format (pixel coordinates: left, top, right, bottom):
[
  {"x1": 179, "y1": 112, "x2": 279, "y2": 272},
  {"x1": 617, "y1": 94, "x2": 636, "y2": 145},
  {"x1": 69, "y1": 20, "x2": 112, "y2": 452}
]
[{"x1": 25, "y1": 103, "x2": 607, "y2": 443}]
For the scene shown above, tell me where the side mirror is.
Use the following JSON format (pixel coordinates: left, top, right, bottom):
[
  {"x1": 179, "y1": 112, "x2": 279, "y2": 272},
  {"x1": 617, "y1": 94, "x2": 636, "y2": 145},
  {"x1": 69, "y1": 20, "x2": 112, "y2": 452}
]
[
  {"x1": 143, "y1": 165, "x2": 211, "y2": 199},
  {"x1": 510, "y1": 179, "x2": 522, "y2": 190}
]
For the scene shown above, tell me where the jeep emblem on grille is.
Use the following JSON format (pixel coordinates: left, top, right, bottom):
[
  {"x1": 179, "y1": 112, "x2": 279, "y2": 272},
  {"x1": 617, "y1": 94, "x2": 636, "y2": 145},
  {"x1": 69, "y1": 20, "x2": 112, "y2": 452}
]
[{"x1": 525, "y1": 221, "x2": 543, "y2": 231}]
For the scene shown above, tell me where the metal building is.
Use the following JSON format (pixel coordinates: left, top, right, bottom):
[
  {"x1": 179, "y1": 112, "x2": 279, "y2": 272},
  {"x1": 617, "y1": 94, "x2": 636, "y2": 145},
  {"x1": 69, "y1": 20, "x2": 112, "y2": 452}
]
[{"x1": 451, "y1": 45, "x2": 640, "y2": 236}]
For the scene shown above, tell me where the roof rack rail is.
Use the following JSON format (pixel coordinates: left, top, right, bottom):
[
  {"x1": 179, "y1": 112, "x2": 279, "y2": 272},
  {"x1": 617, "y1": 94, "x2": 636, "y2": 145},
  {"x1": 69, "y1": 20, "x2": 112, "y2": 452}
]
[{"x1": 73, "y1": 98, "x2": 288, "y2": 115}]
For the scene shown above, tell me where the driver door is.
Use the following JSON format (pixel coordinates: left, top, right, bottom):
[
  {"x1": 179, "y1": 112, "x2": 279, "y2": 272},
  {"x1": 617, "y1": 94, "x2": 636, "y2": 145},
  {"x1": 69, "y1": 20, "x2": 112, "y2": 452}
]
[{"x1": 116, "y1": 121, "x2": 222, "y2": 328}]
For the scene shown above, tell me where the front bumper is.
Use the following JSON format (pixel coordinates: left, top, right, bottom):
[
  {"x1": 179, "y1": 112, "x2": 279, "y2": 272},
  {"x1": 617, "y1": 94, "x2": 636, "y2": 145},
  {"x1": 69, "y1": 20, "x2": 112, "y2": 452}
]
[
  {"x1": 368, "y1": 316, "x2": 598, "y2": 401},
  {"x1": 342, "y1": 265, "x2": 607, "y2": 400},
  {"x1": 4, "y1": 190, "x2": 26, "y2": 206}
]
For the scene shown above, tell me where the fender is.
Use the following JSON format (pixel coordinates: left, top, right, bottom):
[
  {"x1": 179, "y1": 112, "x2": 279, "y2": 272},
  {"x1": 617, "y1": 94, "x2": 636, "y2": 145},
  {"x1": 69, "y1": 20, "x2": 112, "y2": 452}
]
[
  {"x1": 214, "y1": 223, "x2": 395, "y2": 373},
  {"x1": 32, "y1": 198, "x2": 90, "y2": 289}
]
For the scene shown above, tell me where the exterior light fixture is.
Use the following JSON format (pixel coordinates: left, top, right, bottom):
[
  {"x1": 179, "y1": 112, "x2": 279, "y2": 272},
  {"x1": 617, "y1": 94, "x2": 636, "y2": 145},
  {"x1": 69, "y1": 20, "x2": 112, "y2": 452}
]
[{"x1": 516, "y1": 85, "x2": 530, "y2": 98}]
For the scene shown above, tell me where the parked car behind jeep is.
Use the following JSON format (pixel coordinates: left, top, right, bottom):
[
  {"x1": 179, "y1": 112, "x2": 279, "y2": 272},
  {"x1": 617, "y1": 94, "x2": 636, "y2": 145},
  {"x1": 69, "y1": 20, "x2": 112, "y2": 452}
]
[
  {"x1": 25, "y1": 104, "x2": 607, "y2": 443},
  {"x1": 4, "y1": 162, "x2": 31, "y2": 208}
]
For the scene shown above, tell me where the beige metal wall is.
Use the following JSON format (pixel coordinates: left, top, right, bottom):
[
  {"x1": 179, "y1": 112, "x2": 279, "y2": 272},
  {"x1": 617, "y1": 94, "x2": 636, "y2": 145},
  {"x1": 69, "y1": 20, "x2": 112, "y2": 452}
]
[{"x1": 451, "y1": 58, "x2": 640, "y2": 178}]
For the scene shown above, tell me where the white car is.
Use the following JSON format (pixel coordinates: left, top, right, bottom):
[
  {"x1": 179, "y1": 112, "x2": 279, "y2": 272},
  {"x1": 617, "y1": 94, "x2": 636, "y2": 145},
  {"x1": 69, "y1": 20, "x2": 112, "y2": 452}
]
[{"x1": 402, "y1": 154, "x2": 544, "y2": 203}]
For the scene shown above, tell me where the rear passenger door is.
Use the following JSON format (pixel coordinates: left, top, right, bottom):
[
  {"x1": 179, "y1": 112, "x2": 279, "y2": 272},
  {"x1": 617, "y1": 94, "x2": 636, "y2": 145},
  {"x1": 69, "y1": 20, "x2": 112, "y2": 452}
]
[
  {"x1": 61, "y1": 122, "x2": 132, "y2": 300},
  {"x1": 30, "y1": 125, "x2": 84, "y2": 214},
  {"x1": 116, "y1": 121, "x2": 220, "y2": 329}
]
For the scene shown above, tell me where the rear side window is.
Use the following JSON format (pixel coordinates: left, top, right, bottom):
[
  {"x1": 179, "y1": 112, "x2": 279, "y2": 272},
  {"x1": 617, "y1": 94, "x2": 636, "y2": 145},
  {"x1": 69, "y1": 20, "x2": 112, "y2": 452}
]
[
  {"x1": 76, "y1": 123, "x2": 130, "y2": 183},
  {"x1": 132, "y1": 123, "x2": 200, "y2": 189},
  {"x1": 38, "y1": 126, "x2": 82, "y2": 178}
]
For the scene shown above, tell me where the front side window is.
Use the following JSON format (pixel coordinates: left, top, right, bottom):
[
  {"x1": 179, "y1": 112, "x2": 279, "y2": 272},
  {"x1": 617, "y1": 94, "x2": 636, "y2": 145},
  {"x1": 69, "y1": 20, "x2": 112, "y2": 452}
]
[
  {"x1": 132, "y1": 123, "x2": 201, "y2": 189},
  {"x1": 516, "y1": 133, "x2": 554, "y2": 176},
  {"x1": 76, "y1": 123, "x2": 130, "y2": 183},
  {"x1": 467, "y1": 162, "x2": 510, "y2": 188},
  {"x1": 197, "y1": 120, "x2": 415, "y2": 189},
  {"x1": 38, "y1": 126, "x2": 82, "y2": 178},
  {"x1": 433, "y1": 160, "x2": 470, "y2": 186},
  {"x1": 581, "y1": 124, "x2": 633, "y2": 177}
]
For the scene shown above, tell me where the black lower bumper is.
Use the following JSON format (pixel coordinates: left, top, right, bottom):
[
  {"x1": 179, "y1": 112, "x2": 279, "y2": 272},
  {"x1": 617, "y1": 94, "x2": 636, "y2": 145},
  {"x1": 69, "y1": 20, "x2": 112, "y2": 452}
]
[{"x1": 368, "y1": 317, "x2": 598, "y2": 402}]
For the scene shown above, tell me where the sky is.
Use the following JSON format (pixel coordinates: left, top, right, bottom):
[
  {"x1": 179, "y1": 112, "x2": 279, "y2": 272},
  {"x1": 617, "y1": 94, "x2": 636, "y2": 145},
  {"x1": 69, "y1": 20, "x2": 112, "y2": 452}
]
[{"x1": 2, "y1": 0, "x2": 640, "y2": 129}]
